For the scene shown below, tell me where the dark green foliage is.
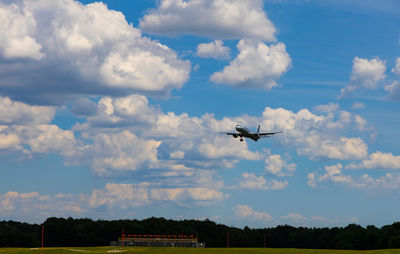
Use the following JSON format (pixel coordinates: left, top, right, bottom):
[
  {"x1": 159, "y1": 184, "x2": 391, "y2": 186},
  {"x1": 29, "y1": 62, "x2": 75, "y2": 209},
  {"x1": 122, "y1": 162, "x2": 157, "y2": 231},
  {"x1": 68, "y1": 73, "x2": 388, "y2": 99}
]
[
  {"x1": 1, "y1": 218, "x2": 400, "y2": 249},
  {"x1": 0, "y1": 221, "x2": 40, "y2": 247}
]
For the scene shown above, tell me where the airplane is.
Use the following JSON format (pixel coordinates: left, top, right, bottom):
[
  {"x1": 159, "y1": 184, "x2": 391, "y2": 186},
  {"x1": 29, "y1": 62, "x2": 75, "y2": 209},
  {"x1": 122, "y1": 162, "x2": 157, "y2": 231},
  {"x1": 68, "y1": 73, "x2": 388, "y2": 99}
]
[{"x1": 225, "y1": 124, "x2": 282, "y2": 142}]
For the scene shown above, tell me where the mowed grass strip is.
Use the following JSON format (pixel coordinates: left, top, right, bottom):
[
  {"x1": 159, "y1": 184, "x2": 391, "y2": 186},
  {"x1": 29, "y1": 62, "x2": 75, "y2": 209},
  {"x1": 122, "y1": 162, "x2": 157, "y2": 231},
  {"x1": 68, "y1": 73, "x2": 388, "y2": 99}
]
[{"x1": 0, "y1": 247, "x2": 400, "y2": 254}]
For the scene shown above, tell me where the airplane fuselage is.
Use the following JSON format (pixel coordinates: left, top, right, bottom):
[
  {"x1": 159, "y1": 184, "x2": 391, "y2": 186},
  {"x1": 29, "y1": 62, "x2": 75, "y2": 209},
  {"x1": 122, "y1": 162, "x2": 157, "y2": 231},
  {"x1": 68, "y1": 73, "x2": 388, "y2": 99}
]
[
  {"x1": 226, "y1": 124, "x2": 281, "y2": 142},
  {"x1": 235, "y1": 124, "x2": 260, "y2": 141}
]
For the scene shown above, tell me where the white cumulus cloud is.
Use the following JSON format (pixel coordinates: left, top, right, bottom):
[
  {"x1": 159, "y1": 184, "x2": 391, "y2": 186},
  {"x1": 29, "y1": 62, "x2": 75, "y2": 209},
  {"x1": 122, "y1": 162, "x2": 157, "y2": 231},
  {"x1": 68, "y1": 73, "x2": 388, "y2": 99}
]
[
  {"x1": 79, "y1": 95, "x2": 160, "y2": 128},
  {"x1": 70, "y1": 95, "x2": 372, "y2": 178},
  {"x1": 0, "y1": 2, "x2": 44, "y2": 60},
  {"x1": 307, "y1": 164, "x2": 353, "y2": 188},
  {"x1": 0, "y1": 96, "x2": 55, "y2": 125},
  {"x1": 260, "y1": 107, "x2": 369, "y2": 160},
  {"x1": 139, "y1": 0, "x2": 276, "y2": 41},
  {"x1": 195, "y1": 40, "x2": 231, "y2": 60},
  {"x1": 0, "y1": 0, "x2": 190, "y2": 104},
  {"x1": 210, "y1": 40, "x2": 291, "y2": 90},
  {"x1": 0, "y1": 133, "x2": 21, "y2": 151},
  {"x1": 88, "y1": 131, "x2": 161, "y2": 176},
  {"x1": 73, "y1": 95, "x2": 264, "y2": 174},
  {"x1": 340, "y1": 57, "x2": 386, "y2": 98},
  {"x1": 0, "y1": 97, "x2": 76, "y2": 157},
  {"x1": 346, "y1": 151, "x2": 400, "y2": 170},
  {"x1": 198, "y1": 136, "x2": 262, "y2": 161},
  {"x1": 16, "y1": 125, "x2": 77, "y2": 157},
  {"x1": 308, "y1": 163, "x2": 400, "y2": 190},
  {"x1": 264, "y1": 154, "x2": 296, "y2": 176}
]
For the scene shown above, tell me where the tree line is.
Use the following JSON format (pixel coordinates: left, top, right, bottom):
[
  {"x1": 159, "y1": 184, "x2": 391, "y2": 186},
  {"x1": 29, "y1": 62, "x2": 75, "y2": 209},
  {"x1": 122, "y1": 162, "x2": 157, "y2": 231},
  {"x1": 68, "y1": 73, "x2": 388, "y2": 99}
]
[{"x1": 1, "y1": 217, "x2": 400, "y2": 249}]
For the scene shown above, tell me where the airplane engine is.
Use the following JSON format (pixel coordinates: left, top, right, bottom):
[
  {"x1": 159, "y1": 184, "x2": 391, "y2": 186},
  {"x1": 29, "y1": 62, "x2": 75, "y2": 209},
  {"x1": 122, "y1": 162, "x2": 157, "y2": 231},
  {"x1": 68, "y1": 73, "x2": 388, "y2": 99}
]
[{"x1": 233, "y1": 134, "x2": 238, "y2": 138}]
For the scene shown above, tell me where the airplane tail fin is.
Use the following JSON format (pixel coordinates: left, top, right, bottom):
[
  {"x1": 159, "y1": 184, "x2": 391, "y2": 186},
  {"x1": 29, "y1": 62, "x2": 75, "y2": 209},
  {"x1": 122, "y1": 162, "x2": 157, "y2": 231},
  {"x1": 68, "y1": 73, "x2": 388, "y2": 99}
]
[{"x1": 257, "y1": 124, "x2": 261, "y2": 135}]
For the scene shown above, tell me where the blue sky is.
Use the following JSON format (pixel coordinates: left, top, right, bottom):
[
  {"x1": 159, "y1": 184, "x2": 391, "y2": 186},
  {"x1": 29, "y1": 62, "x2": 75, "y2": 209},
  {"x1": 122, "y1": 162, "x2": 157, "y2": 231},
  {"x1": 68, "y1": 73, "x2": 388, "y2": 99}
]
[{"x1": 1, "y1": 0, "x2": 400, "y2": 228}]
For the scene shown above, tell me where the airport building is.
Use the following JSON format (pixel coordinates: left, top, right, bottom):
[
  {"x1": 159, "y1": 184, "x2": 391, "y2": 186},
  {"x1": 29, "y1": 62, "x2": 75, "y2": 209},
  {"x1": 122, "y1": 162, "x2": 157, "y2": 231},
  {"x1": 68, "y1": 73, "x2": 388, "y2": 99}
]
[{"x1": 110, "y1": 234, "x2": 205, "y2": 248}]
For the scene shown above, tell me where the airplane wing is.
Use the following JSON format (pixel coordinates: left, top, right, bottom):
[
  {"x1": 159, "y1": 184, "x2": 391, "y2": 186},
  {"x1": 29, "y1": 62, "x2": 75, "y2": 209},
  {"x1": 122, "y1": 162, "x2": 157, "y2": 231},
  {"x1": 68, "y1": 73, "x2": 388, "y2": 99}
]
[{"x1": 258, "y1": 131, "x2": 282, "y2": 137}]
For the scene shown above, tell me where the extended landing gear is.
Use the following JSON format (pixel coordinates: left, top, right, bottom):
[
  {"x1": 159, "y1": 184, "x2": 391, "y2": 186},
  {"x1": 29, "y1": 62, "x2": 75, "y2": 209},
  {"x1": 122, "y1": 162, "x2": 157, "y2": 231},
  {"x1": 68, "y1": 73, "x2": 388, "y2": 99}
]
[{"x1": 240, "y1": 138, "x2": 244, "y2": 142}]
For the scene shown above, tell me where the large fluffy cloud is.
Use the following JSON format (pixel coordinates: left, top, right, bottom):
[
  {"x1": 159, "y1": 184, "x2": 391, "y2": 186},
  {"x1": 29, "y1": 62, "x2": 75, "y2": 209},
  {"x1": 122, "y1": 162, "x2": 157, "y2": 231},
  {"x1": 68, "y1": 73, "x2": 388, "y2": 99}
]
[
  {"x1": 0, "y1": 132, "x2": 20, "y2": 151},
  {"x1": 76, "y1": 95, "x2": 159, "y2": 128},
  {"x1": 350, "y1": 57, "x2": 386, "y2": 88},
  {"x1": 73, "y1": 95, "x2": 262, "y2": 174},
  {"x1": 139, "y1": 0, "x2": 276, "y2": 41},
  {"x1": 16, "y1": 125, "x2": 76, "y2": 156},
  {"x1": 88, "y1": 131, "x2": 161, "y2": 176},
  {"x1": 71, "y1": 96, "x2": 371, "y2": 178},
  {"x1": 68, "y1": 98, "x2": 380, "y2": 195},
  {"x1": 0, "y1": 96, "x2": 54, "y2": 125},
  {"x1": 0, "y1": 2, "x2": 44, "y2": 60},
  {"x1": 0, "y1": 124, "x2": 77, "y2": 156},
  {"x1": 0, "y1": 0, "x2": 190, "y2": 104},
  {"x1": 0, "y1": 96, "x2": 75, "y2": 156},
  {"x1": 210, "y1": 40, "x2": 291, "y2": 89},
  {"x1": 2, "y1": 93, "x2": 372, "y2": 184},
  {"x1": 340, "y1": 57, "x2": 386, "y2": 98},
  {"x1": 140, "y1": 0, "x2": 292, "y2": 91},
  {"x1": 260, "y1": 107, "x2": 369, "y2": 160}
]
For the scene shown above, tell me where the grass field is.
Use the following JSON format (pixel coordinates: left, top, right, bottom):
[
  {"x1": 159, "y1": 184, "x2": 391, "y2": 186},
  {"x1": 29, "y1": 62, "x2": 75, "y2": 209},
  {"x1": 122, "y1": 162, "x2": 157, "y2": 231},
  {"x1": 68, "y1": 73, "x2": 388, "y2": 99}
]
[{"x1": 0, "y1": 247, "x2": 399, "y2": 254}]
